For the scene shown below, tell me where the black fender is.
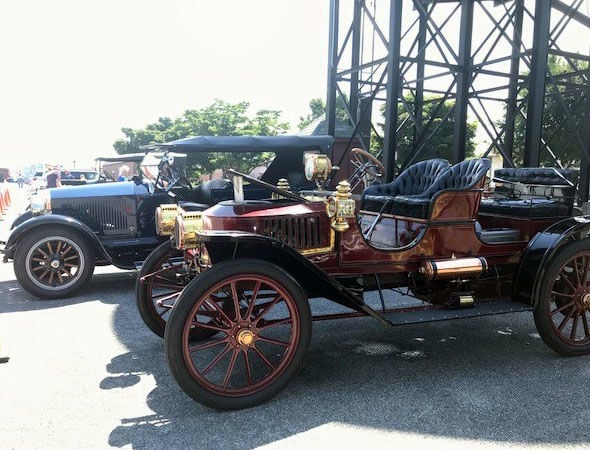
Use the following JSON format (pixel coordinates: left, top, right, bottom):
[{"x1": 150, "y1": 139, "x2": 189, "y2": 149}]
[
  {"x1": 199, "y1": 231, "x2": 392, "y2": 327},
  {"x1": 2, "y1": 214, "x2": 112, "y2": 264},
  {"x1": 514, "y1": 216, "x2": 590, "y2": 305},
  {"x1": 10, "y1": 210, "x2": 34, "y2": 230}
]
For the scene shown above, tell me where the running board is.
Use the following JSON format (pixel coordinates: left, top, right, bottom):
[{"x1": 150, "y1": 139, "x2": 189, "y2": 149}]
[{"x1": 381, "y1": 300, "x2": 532, "y2": 325}]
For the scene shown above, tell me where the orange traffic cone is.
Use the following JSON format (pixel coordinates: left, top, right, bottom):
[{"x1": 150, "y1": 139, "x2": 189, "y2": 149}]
[
  {"x1": 0, "y1": 193, "x2": 5, "y2": 216},
  {"x1": 4, "y1": 189, "x2": 9, "y2": 207}
]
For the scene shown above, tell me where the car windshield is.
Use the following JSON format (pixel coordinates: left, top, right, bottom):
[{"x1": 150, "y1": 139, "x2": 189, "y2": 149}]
[{"x1": 140, "y1": 152, "x2": 188, "y2": 186}]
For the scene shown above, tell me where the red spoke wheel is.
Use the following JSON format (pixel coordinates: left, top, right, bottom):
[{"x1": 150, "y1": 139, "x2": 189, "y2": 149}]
[
  {"x1": 136, "y1": 240, "x2": 206, "y2": 339},
  {"x1": 534, "y1": 240, "x2": 590, "y2": 356},
  {"x1": 165, "y1": 259, "x2": 311, "y2": 410}
]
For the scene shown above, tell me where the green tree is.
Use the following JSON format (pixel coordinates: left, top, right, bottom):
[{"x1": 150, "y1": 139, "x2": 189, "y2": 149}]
[
  {"x1": 297, "y1": 97, "x2": 350, "y2": 130},
  {"x1": 114, "y1": 100, "x2": 289, "y2": 177},
  {"x1": 511, "y1": 56, "x2": 588, "y2": 167}
]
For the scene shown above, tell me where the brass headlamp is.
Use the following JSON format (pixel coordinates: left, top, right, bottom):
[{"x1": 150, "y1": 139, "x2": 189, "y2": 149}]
[
  {"x1": 173, "y1": 210, "x2": 203, "y2": 250},
  {"x1": 326, "y1": 180, "x2": 355, "y2": 232},
  {"x1": 155, "y1": 204, "x2": 180, "y2": 236},
  {"x1": 304, "y1": 153, "x2": 332, "y2": 189}
]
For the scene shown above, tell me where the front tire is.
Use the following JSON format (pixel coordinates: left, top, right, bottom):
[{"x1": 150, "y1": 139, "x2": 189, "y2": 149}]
[
  {"x1": 165, "y1": 259, "x2": 312, "y2": 410},
  {"x1": 534, "y1": 240, "x2": 590, "y2": 356},
  {"x1": 136, "y1": 240, "x2": 193, "y2": 338},
  {"x1": 14, "y1": 227, "x2": 95, "y2": 299}
]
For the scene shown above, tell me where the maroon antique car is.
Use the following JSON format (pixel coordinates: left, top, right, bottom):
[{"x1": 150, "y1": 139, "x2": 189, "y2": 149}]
[{"x1": 141, "y1": 154, "x2": 589, "y2": 409}]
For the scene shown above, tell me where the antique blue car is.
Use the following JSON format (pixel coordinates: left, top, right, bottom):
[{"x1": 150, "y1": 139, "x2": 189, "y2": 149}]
[{"x1": 1, "y1": 135, "x2": 334, "y2": 299}]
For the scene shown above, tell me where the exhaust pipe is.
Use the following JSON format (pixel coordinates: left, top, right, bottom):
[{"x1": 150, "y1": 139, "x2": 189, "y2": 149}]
[{"x1": 419, "y1": 256, "x2": 487, "y2": 281}]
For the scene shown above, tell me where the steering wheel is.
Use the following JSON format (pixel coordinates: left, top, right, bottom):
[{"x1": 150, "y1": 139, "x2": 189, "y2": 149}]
[
  {"x1": 351, "y1": 148, "x2": 385, "y2": 178},
  {"x1": 226, "y1": 169, "x2": 307, "y2": 202}
]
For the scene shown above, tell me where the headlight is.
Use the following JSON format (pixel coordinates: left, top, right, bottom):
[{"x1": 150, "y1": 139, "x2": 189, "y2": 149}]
[
  {"x1": 173, "y1": 210, "x2": 203, "y2": 250},
  {"x1": 30, "y1": 191, "x2": 51, "y2": 215},
  {"x1": 155, "y1": 204, "x2": 179, "y2": 236}
]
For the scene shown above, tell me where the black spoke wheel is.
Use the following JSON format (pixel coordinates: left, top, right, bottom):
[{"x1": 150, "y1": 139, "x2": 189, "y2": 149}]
[
  {"x1": 165, "y1": 259, "x2": 311, "y2": 410},
  {"x1": 534, "y1": 240, "x2": 590, "y2": 356},
  {"x1": 14, "y1": 227, "x2": 94, "y2": 299},
  {"x1": 136, "y1": 240, "x2": 209, "y2": 339}
]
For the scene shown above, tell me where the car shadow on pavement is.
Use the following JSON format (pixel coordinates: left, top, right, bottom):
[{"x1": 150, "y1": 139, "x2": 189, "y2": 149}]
[
  {"x1": 103, "y1": 298, "x2": 590, "y2": 449},
  {"x1": 0, "y1": 270, "x2": 137, "y2": 313}
]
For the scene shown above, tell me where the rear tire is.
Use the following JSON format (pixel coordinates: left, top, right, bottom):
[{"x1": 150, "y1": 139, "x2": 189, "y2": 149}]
[
  {"x1": 14, "y1": 226, "x2": 95, "y2": 299},
  {"x1": 534, "y1": 240, "x2": 590, "y2": 356}
]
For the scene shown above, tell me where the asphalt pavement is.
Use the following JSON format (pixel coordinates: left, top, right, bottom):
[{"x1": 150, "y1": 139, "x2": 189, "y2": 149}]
[{"x1": 1, "y1": 186, "x2": 590, "y2": 449}]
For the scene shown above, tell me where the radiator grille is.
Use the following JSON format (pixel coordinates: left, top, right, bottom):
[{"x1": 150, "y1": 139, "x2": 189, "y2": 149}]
[
  {"x1": 262, "y1": 215, "x2": 327, "y2": 250},
  {"x1": 66, "y1": 199, "x2": 136, "y2": 235}
]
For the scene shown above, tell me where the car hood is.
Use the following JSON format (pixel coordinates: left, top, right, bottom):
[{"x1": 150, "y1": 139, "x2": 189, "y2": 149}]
[{"x1": 48, "y1": 181, "x2": 149, "y2": 200}]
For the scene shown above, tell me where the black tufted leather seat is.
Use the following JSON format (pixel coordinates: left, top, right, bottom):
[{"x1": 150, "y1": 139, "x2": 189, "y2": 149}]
[
  {"x1": 361, "y1": 159, "x2": 450, "y2": 213},
  {"x1": 392, "y1": 158, "x2": 492, "y2": 219},
  {"x1": 479, "y1": 167, "x2": 578, "y2": 217}
]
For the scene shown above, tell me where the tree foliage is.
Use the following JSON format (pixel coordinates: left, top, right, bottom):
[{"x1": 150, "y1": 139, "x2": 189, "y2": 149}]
[
  {"x1": 297, "y1": 97, "x2": 350, "y2": 130},
  {"x1": 511, "y1": 56, "x2": 588, "y2": 167},
  {"x1": 114, "y1": 100, "x2": 289, "y2": 177}
]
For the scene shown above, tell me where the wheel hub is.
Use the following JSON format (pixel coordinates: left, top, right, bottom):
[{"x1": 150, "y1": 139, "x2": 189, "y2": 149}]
[
  {"x1": 584, "y1": 293, "x2": 590, "y2": 309},
  {"x1": 50, "y1": 258, "x2": 61, "y2": 270},
  {"x1": 236, "y1": 328, "x2": 255, "y2": 346}
]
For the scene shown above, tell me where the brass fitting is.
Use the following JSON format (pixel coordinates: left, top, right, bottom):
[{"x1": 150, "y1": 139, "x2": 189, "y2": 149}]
[
  {"x1": 155, "y1": 204, "x2": 180, "y2": 236},
  {"x1": 174, "y1": 210, "x2": 203, "y2": 250},
  {"x1": 326, "y1": 180, "x2": 355, "y2": 232},
  {"x1": 272, "y1": 178, "x2": 291, "y2": 199}
]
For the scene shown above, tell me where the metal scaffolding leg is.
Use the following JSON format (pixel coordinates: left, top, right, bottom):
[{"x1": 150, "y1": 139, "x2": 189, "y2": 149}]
[{"x1": 524, "y1": 0, "x2": 551, "y2": 167}]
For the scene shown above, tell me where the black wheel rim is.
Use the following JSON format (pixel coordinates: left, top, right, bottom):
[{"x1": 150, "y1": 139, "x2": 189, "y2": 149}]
[{"x1": 25, "y1": 236, "x2": 84, "y2": 291}]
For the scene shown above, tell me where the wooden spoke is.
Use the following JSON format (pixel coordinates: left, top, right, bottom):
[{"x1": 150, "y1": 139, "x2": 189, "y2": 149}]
[
  {"x1": 190, "y1": 320, "x2": 229, "y2": 334},
  {"x1": 252, "y1": 346, "x2": 276, "y2": 371},
  {"x1": 557, "y1": 307, "x2": 575, "y2": 332},
  {"x1": 571, "y1": 314, "x2": 579, "y2": 341},
  {"x1": 189, "y1": 339, "x2": 228, "y2": 353},
  {"x1": 257, "y1": 318, "x2": 293, "y2": 330},
  {"x1": 203, "y1": 297, "x2": 233, "y2": 327},
  {"x1": 551, "y1": 301, "x2": 575, "y2": 315},
  {"x1": 559, "y1": 270, "x2": 577, "y2": 291},
  {"x1": 244, "y1": 281, "x2": 261, "y2": 321},
  {"x1": 253, "y1": 295, "x2": 283, "y2": 325},
  {"x1": 222, "y1": 350, "x2": 240, "y2": 388},
  {"x1": 584, "y1": 257, "x2": 590, "y2": 285},
  {"x1": 201, "y1": 344, "x2": 232, "y2": 376},
  {"x1": 230, "y1": 281, "x2": 241, "y2": 321},
  {"x1": 243, "y1": 349, "x2": 253, "y2": 386},
  {"x1": 256, "y1": 336, "x2": 290, "y2": 348},
  {"x1": 582, "y1": 312, "x2": 590, "y2": 338}
]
